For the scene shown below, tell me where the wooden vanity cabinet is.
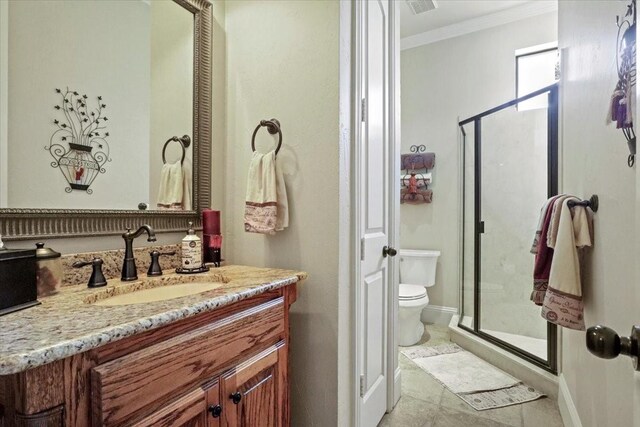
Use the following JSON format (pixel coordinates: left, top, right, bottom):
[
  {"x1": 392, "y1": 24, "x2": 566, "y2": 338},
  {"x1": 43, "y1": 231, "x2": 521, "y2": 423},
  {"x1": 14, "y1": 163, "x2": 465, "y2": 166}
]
[
  {"x1": 128, "y1": 342, "x2": 286, "y2": 427},
  {"x1": 0, "y1": 284, "x2": 297, "y2": 427}
]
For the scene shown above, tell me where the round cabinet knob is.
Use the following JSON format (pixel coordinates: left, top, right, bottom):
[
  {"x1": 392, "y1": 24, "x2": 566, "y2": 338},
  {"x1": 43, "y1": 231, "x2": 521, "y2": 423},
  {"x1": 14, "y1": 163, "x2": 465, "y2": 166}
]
[
  {"x1": 586, "y1": 324, "x2": 640, "y2": 370},
  {"x1": 230, "y1": 391, "x2": 242, "y2": 404},
  {"x1": 382, "y1": 246, "x2": 397, "y2": 257},
  {"x1": 208, "y1": 404, "x2": 222, "y2": 418}
]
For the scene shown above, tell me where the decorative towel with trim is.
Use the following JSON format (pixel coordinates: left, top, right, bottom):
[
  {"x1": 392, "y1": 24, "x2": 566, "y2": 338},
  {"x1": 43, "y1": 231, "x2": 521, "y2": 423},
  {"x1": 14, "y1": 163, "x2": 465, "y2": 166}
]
[
  {"x1": 157, "y1": 161, "x2": 184, "y2": 210},
  {"x1": 244, "y1": 151, "x2": 288, "y2": 235},
  {"x1": 547, "y1": 195, "x2": 572, "y2": 249},
  {"x1": 531, "y1": 196, "x2": 562, "y2": 254},
  {"x1": 531, "y1": 195, "x2": 562, "y2": 305},
  {"x1": 541, "y1": 198, "x2": 592, "y2": 330}
]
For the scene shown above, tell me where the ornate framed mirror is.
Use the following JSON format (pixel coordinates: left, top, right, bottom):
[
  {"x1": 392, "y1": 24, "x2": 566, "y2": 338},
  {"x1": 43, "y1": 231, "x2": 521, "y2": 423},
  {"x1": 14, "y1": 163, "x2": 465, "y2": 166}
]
[{"x1": 0, "y1": 0, "x2": 212, "y2": 240}]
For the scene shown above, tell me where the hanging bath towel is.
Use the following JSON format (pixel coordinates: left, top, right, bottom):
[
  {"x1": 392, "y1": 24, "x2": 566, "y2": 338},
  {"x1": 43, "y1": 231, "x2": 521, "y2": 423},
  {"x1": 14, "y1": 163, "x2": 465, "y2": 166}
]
[
  {"x1": 531, "y1": 195, "x2": 562, "y2": 305},
  {"x1": 157, "y1": 161, "x2": 184, "y2": 210},
  {"x1": 244, "y1": 151, "x2": 288, "y2": 235},
  {"x1": 541, "y1": 198, "x2": 592, "y2": 330}
]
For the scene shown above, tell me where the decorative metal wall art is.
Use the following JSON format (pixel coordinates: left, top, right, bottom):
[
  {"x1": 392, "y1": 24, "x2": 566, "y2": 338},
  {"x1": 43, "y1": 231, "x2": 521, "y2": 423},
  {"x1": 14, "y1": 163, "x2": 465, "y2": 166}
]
[
  {"x1": 608, "y1": 0, "x2": 636, "y2": 167},
  {"x1": 401, "y1": 145, "x2": 435, "y2": 204},
  {"x1": 46, "y1": 88, "x2": 112, "y2": 194}
]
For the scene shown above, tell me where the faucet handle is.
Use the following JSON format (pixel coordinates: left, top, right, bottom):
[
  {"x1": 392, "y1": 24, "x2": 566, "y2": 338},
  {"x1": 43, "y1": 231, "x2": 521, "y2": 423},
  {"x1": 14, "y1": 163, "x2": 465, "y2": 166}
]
[
  {"x1": 72, "y1": 258, "x2": 108, "y2": 288},
  {"x1": 147, "y1": 251, "x2": 177, "y2": 276}
]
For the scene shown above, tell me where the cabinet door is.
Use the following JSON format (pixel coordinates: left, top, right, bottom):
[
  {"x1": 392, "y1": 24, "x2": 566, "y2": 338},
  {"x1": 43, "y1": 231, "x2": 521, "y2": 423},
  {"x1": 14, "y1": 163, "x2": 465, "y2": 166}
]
[
  {"x1": 205, "y1": 380, "x2": 221, "y2": 427},
  {"x1": 220, "y1": 342, "x2": 286, "y2": 427},
  {"x1": 131, "y1": 388, "x2": 206, "y2": 427}
]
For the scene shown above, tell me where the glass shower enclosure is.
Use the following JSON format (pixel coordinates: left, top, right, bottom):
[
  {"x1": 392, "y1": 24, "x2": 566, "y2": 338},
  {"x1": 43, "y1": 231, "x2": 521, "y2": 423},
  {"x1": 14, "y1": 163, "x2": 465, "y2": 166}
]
[{"x1": 458, "y1": 84, "x2": 558, "y2": 373}]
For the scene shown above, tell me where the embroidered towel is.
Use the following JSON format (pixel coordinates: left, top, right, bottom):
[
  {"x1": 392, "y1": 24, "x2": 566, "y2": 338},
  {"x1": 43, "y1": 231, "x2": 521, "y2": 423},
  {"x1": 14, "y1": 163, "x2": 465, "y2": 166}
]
[
  {"x1": 157, "y1": 161, "x2": 184, "y2": 210},
  {"x1": 541, "y1": 198, "x2": 592, "y2": 330},
  {"x1": 244, "y1": 151, "x2": 288, "y2": 234},
  {"x1": 547, "y1": 195, "x2": 572, "y2": 249},
  {"x1": 531, "y1": 195, "x2": 563, "y2": 254},
  {"x1": 274, "y1": 157, "x2": 289, "y2": 231},
  {"x1": 531, "y1": 196, "x2": 561, "y2": 305}
]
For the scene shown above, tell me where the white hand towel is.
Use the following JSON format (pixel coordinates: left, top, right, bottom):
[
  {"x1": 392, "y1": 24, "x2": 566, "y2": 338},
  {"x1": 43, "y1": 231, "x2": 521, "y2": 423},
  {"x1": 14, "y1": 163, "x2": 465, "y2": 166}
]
[
  {"x1": 244, "y1": 151, "x2": 288, "y2": 234},
  {"x1": 541, "y1": 198, "x2": 592, "y2": 330},
  {"x1": 157, "y1": 161, "x2": 184, "y2": 210},
  {"x1": 275, "y1": 157, "x2": 289, "y2": 231}
]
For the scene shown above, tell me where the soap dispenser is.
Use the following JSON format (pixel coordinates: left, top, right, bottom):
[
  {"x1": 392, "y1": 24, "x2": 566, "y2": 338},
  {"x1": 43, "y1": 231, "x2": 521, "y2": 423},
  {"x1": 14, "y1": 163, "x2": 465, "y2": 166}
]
[{"x1": 181, "y1": 222, "x2": 202, "y2": 270}]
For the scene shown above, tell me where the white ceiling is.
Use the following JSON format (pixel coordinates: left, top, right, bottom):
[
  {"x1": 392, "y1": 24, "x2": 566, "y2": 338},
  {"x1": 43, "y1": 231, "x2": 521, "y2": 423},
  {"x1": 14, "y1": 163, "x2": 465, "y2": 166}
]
[{"x1": 400, "y1": 0, "x2": 532, "y2": 39}]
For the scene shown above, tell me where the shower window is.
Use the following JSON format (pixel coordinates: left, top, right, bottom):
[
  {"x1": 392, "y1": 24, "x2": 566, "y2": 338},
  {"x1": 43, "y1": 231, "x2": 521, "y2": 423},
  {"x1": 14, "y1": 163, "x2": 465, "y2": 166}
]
[
  {"x1": 458, "y1": 84, "x2": 558, "y2": 373},
  {"x1": 515, "y1": 42, "x2": 559, "y2": 111}
]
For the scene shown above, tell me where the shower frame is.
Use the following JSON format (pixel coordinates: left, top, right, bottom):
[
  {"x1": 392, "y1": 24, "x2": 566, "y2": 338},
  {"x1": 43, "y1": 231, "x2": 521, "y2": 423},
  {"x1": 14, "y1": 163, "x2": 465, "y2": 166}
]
[{"x1": 458, "y1": 83, "x2": 559, "y2": 374}]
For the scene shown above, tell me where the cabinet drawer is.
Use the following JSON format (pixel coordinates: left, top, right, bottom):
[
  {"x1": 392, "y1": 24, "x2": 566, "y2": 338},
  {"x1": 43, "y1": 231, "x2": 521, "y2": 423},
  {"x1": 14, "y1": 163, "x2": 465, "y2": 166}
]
[
  {"x1": 91, "y1": 298, "x2": 285, "y2": 426},
  {"x1": 130, "y1": 388, "x2": 206, "y2": 427}
]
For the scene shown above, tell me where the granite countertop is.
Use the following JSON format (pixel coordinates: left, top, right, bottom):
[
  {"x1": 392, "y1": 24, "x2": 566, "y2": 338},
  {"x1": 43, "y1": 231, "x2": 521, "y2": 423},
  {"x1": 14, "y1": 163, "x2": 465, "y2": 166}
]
[{"x1": 0, "y1": 265, "x2": 306, "y2": 375}]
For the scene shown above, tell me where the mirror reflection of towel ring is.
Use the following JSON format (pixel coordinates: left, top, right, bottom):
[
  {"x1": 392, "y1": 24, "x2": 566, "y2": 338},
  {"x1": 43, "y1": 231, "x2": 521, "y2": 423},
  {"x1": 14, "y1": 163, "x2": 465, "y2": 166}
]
[
  {"x1": 251, "y1": 119, "x2": 282, "y2": 155},
  {"x1": 162, "y1": 135, "x2": 191, "y2": 164}
]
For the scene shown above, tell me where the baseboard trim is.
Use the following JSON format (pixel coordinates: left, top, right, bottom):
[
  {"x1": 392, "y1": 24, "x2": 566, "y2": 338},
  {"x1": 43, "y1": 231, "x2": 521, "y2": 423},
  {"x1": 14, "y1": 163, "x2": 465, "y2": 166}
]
[
  {"x1": 421, "y1": 305, "x2": 457, "y2": 325},
  {"x1": 393, "y1": 367, "x2": 401, "y2": 407},
  {"x1": 558, "y1": 373, "x2": 583, "y2": 427}
]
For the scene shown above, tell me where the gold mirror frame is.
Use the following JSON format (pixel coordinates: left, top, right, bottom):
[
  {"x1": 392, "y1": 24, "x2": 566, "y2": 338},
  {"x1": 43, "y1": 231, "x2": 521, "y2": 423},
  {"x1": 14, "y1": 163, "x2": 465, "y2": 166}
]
[{"x1": 0, "y1": 0, "x2": 212, "y2": 241}]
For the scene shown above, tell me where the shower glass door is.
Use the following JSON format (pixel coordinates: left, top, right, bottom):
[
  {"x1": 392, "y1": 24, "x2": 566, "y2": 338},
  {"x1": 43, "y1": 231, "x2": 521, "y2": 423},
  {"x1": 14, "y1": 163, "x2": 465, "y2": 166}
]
[{"x1": 459, "y1": 84, "x2": 558, "y2": 373}]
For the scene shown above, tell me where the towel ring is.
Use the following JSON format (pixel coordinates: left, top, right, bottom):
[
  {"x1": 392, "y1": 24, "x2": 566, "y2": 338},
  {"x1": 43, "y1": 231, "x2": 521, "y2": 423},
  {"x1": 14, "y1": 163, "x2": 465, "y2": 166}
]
[
  {"x1": 251, "y1": 119, "x2": 282, "y2": 155},
  {"x1": 162, "y1": 135, "x2": 191, "y2": 164}
]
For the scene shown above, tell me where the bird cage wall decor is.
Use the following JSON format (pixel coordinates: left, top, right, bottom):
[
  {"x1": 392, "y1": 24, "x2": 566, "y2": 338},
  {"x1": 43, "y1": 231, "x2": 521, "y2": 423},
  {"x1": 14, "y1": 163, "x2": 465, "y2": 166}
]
[{"x1": 46, "y1": 88, "x2": 112, "y2": 194}]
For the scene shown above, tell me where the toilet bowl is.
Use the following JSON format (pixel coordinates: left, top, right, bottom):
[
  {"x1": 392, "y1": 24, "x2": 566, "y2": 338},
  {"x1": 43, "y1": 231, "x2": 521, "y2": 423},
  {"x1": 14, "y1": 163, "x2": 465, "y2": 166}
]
[{"x1": 398, "y1": 249, "x2": 440, "y2": 346}]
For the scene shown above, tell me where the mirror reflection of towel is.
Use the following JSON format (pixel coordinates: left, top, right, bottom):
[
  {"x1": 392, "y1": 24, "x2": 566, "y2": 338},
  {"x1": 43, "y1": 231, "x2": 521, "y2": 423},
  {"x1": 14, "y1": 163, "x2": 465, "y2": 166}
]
[{"x1": 157, "y1": 161, "x2": 184, "y2": 210}]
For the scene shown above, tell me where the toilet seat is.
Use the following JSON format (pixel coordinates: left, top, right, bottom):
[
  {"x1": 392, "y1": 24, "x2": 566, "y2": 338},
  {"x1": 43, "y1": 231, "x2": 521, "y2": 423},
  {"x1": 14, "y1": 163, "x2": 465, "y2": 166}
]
[{"x1": 399, "y1": 284, "x2": 427, "y2": 301}]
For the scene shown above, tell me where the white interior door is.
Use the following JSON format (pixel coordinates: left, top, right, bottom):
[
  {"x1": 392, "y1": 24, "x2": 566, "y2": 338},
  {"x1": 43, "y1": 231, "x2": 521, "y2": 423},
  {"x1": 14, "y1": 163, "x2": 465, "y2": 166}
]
[{"x1": 357, "y1": 1, "x2": 391, "y2": 426}]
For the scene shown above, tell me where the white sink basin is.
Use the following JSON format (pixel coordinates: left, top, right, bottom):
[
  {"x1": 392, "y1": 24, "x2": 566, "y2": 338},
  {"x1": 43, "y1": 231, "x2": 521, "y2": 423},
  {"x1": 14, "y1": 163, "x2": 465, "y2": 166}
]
[{"x1": 93, "y1": 282, "x2": 225, "y2": 306}]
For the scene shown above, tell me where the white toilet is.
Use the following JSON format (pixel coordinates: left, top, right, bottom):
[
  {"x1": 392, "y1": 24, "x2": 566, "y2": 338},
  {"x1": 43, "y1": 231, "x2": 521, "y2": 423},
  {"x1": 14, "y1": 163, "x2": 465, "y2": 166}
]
[{"x1": 398, "y1": 249, "x2": 440, "y2": 347}]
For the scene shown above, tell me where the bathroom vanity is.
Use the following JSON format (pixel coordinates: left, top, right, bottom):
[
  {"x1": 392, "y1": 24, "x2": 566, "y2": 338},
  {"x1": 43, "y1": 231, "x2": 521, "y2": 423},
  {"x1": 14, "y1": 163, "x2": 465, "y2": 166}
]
[{"x1": 0, "y1": 265, "x2": 305, "y2": 427}]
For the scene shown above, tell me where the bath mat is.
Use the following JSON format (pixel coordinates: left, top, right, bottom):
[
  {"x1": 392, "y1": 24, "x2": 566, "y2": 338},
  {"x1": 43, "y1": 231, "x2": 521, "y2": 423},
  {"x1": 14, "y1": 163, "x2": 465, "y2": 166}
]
[{"x1": 401, "y1": 343, "x2": 544, "y2": 410}]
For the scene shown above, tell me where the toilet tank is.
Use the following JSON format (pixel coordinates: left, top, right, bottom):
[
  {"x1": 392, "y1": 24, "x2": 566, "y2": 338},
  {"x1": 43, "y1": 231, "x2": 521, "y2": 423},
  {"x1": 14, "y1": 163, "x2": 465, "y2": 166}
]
[{"x1": 399, "y1": 249, "x2": 440, "y2": 287}]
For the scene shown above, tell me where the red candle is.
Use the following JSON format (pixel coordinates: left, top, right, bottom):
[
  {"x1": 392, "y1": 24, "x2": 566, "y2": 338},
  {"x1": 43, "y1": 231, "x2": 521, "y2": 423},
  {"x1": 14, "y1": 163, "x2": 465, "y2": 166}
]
[
  {"x1": 202, "y1": 209, "x2": 220, "y2": 235},
  {"x1": 210, "y1": 235, "x2": 222, "y2": 249}
]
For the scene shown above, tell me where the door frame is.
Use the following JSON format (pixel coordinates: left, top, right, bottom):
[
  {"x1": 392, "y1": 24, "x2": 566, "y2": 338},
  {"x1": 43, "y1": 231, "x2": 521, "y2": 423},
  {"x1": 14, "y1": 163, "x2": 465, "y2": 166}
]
[
  {"x1": 351, "y1": 0, "x2": 401, "y2": 425},
  {"x1": 0, "y1": 0, "x2": 8, "y2": 207}
]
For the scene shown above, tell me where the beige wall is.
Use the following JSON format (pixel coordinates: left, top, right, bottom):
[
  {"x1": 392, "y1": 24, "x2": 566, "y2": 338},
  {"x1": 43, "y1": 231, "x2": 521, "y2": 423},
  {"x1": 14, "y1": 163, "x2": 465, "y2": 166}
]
[
  {"x1": 223, "y1": 2, "x2": 341, "y2": 425},
  {"x1": 400, "y1": 12, "x2": 557, "y2": 314},
  {"x1": 559, "y1": 1, "x2": 636, "y2": 426}
]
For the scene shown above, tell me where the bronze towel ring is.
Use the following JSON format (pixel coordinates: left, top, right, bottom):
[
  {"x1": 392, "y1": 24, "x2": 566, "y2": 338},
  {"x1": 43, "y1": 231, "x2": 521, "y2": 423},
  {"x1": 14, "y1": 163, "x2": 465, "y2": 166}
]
[
  {"x1": 162, "y1": 135, "x2": 191, "y2": 164},
  {"x1": 251, "y1": 119, "x2": 282, "y2": 155}
]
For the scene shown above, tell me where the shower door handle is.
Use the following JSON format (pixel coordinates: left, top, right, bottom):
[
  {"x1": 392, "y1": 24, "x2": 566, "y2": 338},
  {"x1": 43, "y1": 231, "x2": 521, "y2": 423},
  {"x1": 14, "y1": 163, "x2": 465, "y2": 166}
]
[
  {"x1": 586, "y1": 325, "x2": 640, "y2": 370},
  {"x1": 478, "y1": 221, "x2": 485, "y2": 234}
]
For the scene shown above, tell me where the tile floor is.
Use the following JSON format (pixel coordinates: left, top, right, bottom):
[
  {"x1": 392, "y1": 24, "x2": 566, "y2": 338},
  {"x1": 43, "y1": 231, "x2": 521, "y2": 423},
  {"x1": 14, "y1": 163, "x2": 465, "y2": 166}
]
[{"x1": 378, "y1": 325, "x2": 564, "y2": 427}]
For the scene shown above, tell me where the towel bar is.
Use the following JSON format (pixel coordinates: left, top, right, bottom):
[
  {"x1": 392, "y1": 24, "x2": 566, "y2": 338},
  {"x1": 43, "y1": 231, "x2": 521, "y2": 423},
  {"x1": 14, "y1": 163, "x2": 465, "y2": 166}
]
[
  {"x1": 251, "y1": 118, "x2": 282, "y2": 155},
  {"x1": 567, "y1": 194, "x2": 599, "y2": 212}
]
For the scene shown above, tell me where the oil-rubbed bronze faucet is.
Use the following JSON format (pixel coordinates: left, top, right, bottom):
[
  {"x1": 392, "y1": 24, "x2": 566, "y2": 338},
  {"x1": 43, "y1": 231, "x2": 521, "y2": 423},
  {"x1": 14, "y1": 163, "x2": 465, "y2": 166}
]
[{"x1": 121, "y1": 225, "x2": 157, "y2": 281}]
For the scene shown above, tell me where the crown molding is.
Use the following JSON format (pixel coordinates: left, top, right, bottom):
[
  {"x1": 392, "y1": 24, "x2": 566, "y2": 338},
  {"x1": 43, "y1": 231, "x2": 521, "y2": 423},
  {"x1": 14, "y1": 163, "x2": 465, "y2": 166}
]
[{"x1": 401, "y1": 1, "x2": 558, "y2": 51}]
